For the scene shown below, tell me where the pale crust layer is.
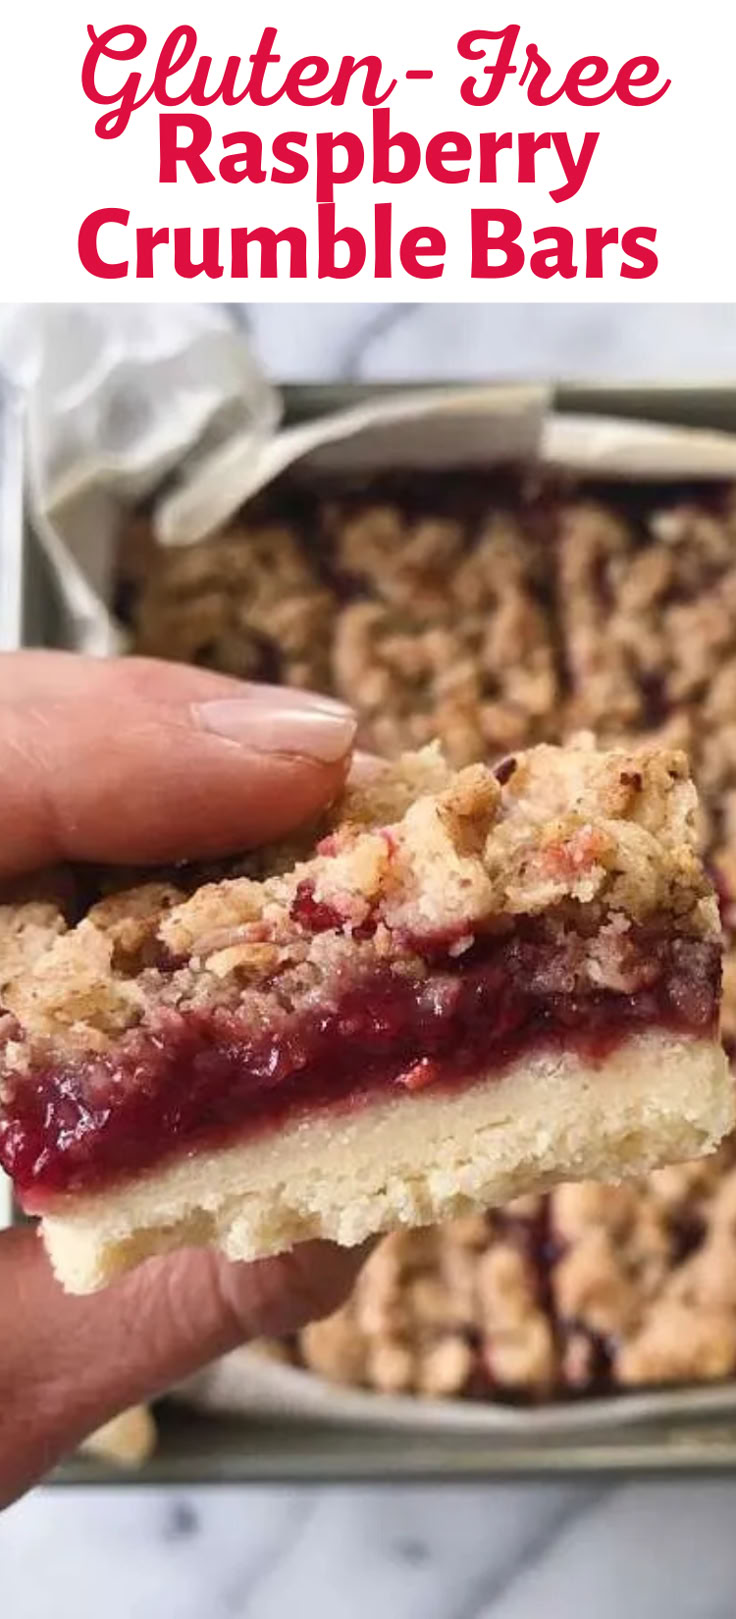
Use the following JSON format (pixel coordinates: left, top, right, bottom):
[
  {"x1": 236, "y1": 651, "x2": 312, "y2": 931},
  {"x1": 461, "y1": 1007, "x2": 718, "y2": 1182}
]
[{"x1": 41, "y1": 1031, "x2": 733, "y2": 1294}]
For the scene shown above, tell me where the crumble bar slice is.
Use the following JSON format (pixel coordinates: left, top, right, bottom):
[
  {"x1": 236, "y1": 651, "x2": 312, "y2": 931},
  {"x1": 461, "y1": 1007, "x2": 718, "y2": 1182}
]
[{"x1": 0, "y1": 739, "x2": 730, "y2": 1295}]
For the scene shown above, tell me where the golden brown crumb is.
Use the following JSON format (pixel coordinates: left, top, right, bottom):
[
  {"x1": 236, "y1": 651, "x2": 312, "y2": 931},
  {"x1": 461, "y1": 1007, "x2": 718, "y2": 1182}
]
[
  {"x1": 329, "y1": 504, "x2": 464, "y2": 618},
  {"x1": 617, "y1": 1303, "x2": 736, "y2": 1386},
  {"x1": 417, "y1": 1336, "x2": 475, "y2": 1397}
]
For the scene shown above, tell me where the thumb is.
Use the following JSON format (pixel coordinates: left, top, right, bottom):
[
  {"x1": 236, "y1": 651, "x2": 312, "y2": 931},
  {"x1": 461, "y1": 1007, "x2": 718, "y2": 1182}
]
[
  {"x1": 0, "y1": 652, "x2": 357, "y2": 876},
  {"x1": 0, "y1": 1226, "x2": 365, "y2": 1504}
]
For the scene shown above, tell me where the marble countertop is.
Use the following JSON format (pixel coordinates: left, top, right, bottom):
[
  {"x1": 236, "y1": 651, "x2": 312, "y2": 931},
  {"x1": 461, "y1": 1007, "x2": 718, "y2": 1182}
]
[
  {"x1": 243, "y1": 302, "x2": 736, "y2": 384},
  {"x1": 6, "y1": 1477, "x2": 736, "y2": 1618},
  {"x1": 6, "y1": 301, "x2": 736, "y2": 1616}
]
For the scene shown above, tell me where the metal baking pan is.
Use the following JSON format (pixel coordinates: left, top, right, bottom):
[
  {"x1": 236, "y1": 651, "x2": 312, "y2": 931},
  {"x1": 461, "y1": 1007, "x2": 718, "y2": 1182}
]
[{"x1": 8, "y1": 374, "x2": 736, "y2": 1480}]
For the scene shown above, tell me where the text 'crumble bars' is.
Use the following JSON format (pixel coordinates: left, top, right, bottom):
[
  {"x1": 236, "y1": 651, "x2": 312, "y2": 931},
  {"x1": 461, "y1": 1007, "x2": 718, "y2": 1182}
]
[{"x1": 0, "y1": 737, "x2": 731, "y2": 1295}]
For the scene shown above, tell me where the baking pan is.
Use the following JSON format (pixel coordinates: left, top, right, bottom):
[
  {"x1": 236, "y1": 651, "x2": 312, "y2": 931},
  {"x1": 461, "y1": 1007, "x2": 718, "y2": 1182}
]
[{"x1": 8, "y1": 375, "x2": 736, "y2": 1480}]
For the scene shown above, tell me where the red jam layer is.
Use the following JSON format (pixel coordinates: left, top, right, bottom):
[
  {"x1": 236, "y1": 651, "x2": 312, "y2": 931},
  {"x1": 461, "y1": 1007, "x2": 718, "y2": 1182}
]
[{"x1": 0, "y1": 930, "x2": 720, "y2": 1206}]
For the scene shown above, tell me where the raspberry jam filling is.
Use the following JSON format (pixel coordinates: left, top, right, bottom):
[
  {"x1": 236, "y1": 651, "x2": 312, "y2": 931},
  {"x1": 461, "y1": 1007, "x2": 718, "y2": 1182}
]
[{"x1": 0, "y1": 928, "x2": 720, "y2": 1206}]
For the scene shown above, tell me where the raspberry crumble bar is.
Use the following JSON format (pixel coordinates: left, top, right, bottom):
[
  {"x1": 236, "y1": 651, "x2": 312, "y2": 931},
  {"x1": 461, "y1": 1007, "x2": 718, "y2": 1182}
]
[{"x1": 0, "y1": 738, "x2": 730, "y2": 1294}]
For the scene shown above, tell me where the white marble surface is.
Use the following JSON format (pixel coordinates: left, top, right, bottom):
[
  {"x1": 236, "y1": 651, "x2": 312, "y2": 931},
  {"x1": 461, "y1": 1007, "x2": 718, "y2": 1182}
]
[
  {"x1": 7, "y1": 302, "x2": 736, "y2": 1614},
  {"x1": 243, "y1": 302, "x2": 736, "y2": 384},
  {"x1": 6, "y1": 1478, "x2": 736, "y2": 1618}
]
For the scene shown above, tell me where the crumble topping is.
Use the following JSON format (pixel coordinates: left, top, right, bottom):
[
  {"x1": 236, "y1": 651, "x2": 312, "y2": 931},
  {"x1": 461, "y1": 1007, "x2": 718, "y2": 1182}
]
[
  {"x1": 131, "y1": 521, "x2": 336, "y2": 691},
  {"x1": 331, "y1": 513, "x2": 558, "y2": 764},
  {"x1": 0, "y1": 738, "x2": 716, "y2": 1065},
  {"x1": 326, "y1": 503, "x2": 464, "y2": 618},
  {"x1": 0, "y1": 903, "x2": 67, "y2": 990}
]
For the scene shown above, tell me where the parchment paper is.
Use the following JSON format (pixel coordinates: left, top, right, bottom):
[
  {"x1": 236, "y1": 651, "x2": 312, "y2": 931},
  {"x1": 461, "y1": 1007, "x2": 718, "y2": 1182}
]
[
  {"x1": 0, "y1": 305, "x2": 279, "y2": 653},
  {"x1": 178, "y1": 1345, "x2": 736, "y2": 1436},
  {"x1": 7, "y1": 309, "x2": 736, "y2": 654}
]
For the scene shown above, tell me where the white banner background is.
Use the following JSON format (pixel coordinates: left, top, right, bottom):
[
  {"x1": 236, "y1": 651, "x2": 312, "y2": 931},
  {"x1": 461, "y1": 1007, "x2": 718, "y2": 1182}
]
[{"x1": 0, "y1": 0, "x2": 732, "y2": 300}]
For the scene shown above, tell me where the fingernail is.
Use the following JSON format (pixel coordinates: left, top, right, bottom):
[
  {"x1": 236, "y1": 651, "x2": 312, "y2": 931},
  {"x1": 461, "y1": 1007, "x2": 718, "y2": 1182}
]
[{"x1": 194, "y1": 695, "x2": 357, "y2": 764}]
